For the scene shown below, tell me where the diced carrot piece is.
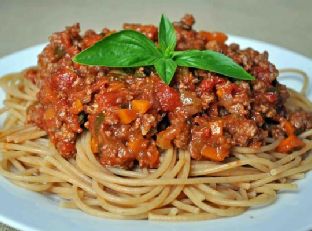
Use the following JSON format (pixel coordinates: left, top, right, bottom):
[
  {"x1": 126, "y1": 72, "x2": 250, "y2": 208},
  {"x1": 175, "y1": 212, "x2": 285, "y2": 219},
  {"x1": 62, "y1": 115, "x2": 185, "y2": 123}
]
[
  {"x1": 201, "y1": 146, "x2": 218, "y2": 160},
  {"x1": 43, "y1": 107, "x2": 55, "y2": 120},
  {"x1": 91, "y1": 137, "x2": 98, "y2": 153},
  {"x1": 201, "y1": 145, "x2": 229, "y2": 162},
  {"x1": 208, "y1": 32, "x2": 228, "y2": 43},
  {"x1": 216, "y1": 89, "x2": 224, "y2": 98},
  {"x1": 282, "y1": 120, "x2": 295, "y2": 136},
  {"x1": 70, "y1": 99, "x2": 83, "y2": 114},
  {"x1": 131, "y1": 100, "x2": 151, "y2": 114},
  {"x1": 116, "y1": 109, "x2": 137, "y2": 124},
  {"x1": 156, "y1": 128, "x2": 176, "y2": 149},
  {"x1": 198, "y1": 31, "x2": 212, "y2": 41},
  {"x1": 127, "y1": 138, "x2": 146, "y2": 154},
  {"x1": 276, "y1": 135, "x2": 305, "y2": 153}
]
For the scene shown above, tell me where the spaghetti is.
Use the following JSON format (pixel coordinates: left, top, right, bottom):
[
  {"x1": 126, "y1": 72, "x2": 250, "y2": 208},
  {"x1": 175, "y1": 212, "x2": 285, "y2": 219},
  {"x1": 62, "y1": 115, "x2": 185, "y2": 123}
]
[{"x1": 0, "y1": 69, "x2": 312, "y2": 221}]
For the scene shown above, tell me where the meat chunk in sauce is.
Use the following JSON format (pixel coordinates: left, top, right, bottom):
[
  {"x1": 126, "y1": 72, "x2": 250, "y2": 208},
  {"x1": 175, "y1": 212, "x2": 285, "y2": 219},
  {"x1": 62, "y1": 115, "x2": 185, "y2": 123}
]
[{"x1": 26, "y1": 14, "x2": 312, "y2": 168}]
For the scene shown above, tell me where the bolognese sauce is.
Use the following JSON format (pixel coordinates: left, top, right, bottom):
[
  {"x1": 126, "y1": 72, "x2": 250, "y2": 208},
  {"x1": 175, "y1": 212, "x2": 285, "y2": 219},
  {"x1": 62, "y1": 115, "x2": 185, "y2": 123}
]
[{"x1": 25, "y1": 14, "x2": 311, "y2": 169}]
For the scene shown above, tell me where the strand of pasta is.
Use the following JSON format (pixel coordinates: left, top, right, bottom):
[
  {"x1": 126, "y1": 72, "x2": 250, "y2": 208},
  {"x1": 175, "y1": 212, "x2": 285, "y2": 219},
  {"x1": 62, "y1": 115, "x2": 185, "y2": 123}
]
[
  {"x1": 183, "y1": 186, "x2": 247, "y2": 216},
  {"x1": 191, "y1": 158, "x2": 269, "y2": 176},
  {"x1": 161, "y1": 150, "x2": 190, "y2": 206},
  {"x1": 279, "y1": 68, "x2": 309, "y2": 94},
  {"x1": 72, "y1": 186, "x2": 148, "y2": 219},
  {"x1": 91, "y1": 151, "x2": 186, "y2": 207}
]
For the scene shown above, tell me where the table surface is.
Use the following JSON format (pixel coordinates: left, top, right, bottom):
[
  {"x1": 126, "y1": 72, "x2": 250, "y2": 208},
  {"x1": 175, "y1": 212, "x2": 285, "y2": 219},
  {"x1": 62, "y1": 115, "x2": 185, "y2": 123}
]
[{"x1": 0, "y1": 0, "x2": 311, "y2": 230}]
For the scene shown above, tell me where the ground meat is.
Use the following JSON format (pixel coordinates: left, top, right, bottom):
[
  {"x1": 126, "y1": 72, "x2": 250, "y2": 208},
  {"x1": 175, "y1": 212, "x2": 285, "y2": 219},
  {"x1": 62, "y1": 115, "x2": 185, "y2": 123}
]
[
  {"x1": 123, "y1": 23, "x2": 158, "y2": 41},
  {"x1": 270, "y1": 126, "x2": 285, "y2": 139},
  {"x1": 170, "y1": 113, "x2": 191, "y2": 149},
  {"x1": 224, "y1": 115, "x2": 259, "y2": 146},
  {"x1": 289, "y1": 111, "x2": 312, "y2": 133},
  {"x1": 26, "y1": 14, "x2": 312, "y2": 169}
]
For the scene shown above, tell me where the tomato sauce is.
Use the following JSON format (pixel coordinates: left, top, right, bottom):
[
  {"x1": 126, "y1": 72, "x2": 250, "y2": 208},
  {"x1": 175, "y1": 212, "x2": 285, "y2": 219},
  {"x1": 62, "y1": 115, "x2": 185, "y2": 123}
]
[{"x1": 26, "y1": 15, "x2": 312, "y2": 168}]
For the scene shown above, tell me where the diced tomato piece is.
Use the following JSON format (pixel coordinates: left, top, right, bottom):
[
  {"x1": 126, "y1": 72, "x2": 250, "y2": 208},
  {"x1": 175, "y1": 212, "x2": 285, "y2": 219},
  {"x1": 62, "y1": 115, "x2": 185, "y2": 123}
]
[
  {"x1": 264, "y1": 92, "x2": 277, "y2": 103},
  {"x1": 198, "y1": 77, "x2": 225, "y2": 93},
  {"x1": 156, "y1": 82, "x2": 181, "y2": 111},
  {"x1": 199, "y1": 79, "x2": 215, "y2": 93}
]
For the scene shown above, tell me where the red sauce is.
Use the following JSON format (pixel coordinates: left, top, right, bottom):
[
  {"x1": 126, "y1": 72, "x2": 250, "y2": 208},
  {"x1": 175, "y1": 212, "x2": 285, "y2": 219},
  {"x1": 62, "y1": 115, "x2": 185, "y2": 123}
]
[{"x1": 26, "y1": 15, "x2": 312, "y2": 169}]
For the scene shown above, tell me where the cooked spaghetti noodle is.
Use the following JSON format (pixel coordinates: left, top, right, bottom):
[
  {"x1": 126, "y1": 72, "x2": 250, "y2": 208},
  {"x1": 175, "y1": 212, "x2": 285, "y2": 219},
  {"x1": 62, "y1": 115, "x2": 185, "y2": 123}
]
[{"x1": 0, "y1": 68, "x2": 311, "y2": 221}]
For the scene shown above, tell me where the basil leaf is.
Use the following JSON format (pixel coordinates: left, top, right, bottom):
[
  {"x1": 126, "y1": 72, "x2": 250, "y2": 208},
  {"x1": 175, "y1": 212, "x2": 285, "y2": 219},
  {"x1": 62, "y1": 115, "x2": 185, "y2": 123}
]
[
  {"x1": 154, "y1": 58, "x2": 177, "y2": 84},
  {"x1": 73, "y1": 30, "x2": 162, "y2": 67},
  {"x1": 174, "y1": 50, "x2": 255, "y2": 80},
  {"x1": 158, "y1": 14, "x2": 176, "y2": 56},
  {"x1": 73, "y1": 14, "x2": 255, "y2": 86}
]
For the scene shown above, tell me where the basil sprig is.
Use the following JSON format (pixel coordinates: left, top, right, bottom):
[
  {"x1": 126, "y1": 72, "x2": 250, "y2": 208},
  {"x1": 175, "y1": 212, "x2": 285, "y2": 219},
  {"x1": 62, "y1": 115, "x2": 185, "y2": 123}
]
[
  {"x1": 158, "y1": 15, "x2": 176, "y2": 56},
  {"x1": 73, "y1": 15, "x2": 255, "y2": 84}
]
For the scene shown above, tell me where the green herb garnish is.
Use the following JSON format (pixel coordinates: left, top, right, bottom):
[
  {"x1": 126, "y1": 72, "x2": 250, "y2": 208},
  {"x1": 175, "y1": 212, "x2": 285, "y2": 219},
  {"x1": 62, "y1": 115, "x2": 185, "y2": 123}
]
[{"x1": 73, "y1": 15, "x2": 255, "y2": 84}]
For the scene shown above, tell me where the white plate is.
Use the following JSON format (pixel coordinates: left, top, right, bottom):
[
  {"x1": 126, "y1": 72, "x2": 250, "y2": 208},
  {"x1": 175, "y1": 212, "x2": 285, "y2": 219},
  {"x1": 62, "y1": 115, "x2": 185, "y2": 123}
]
[{"x1": 0, "y1": 36, "x2": 312, "y2": 231}]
